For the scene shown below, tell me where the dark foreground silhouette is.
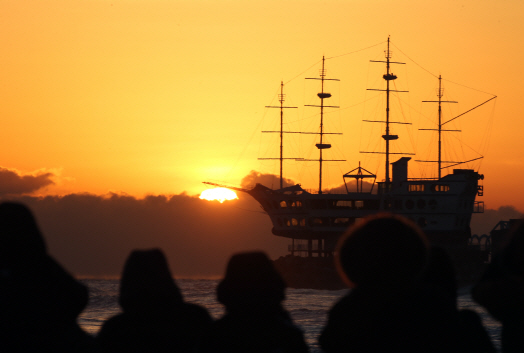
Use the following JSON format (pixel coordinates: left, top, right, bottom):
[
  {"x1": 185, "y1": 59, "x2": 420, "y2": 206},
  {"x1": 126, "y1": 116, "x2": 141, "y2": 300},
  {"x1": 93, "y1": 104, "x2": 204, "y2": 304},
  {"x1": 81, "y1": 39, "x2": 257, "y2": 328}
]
[
  {"x1": 473, "y1": 220, "x2": 524, "y2": 353},
  {"x1": 320, "y1": 214, "x2": 481, "y2": 353},
  {"x1": 423, "y1": 246, "x2": 496, "y2": 353},
  {"x1": 0, "y1": 202, "x2": 95, "y2": 353},
  {"x1": 0, "y1": 202, "x2": 508, "y2": 352},
  {"x1": 97, "y1": 248, "x2": 212, "y2": 353},
  {"x1": 201, "y1": 251, "x2": 309, "y2": 353}
]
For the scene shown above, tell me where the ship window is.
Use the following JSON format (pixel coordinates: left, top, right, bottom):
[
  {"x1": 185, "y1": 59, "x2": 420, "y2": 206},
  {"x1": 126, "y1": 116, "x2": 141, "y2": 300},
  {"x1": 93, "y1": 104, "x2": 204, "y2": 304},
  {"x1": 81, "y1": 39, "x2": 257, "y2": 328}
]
[
  {"x1": 334, "y1": 218, "x2": 350, "y2": 226},
  {"x1": 409, "y1": 184, "x2": 425, "y2": 192},
  {"x1": 336, "y1": 200, "x2": 352, "y2": 208},
  {"x1": 285, "y1": 218, "x2": 291, "y2": 227},
  {"x1": 295, "y1": 201, "x2": 303, "y2": 208},
  {"x1": 432, "y1": 184, "x2": 450, "y2": 192},
  {"x1": 291, "y1": 218, "x2": 298, "y2": 226},
  {"x1": 406, "y1": 199, "x2": 414, "y2": 210},
  {"x1": 299, "y1": 218, "x2": 306, "y2": 227},
  {"x1": 355, "y1": 201, "x2": 364, "y2": 209},
  {"x1": 309, "y1": 218, "x2": 323, "y2": 226},
  {"x1": 417, "y1": 199, "x2": 426, "y2": 210},
  {"x1": 279, "y1": 200, "x2": 287, "y2": 208}
]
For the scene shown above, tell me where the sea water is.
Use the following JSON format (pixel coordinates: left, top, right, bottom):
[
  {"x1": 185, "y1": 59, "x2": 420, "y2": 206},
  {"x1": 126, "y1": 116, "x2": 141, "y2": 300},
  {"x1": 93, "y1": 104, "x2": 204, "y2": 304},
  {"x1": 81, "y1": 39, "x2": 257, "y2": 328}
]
[{"x1": 78, "y1": 279, "x2": 502, "y2": 353}]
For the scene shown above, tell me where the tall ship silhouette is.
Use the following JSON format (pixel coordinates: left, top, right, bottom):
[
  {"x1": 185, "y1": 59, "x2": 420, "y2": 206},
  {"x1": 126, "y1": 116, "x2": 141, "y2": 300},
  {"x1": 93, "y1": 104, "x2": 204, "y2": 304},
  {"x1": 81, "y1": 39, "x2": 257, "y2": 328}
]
[{"x1": 205, "y1": 38, "x2": 495, "y2": 284}]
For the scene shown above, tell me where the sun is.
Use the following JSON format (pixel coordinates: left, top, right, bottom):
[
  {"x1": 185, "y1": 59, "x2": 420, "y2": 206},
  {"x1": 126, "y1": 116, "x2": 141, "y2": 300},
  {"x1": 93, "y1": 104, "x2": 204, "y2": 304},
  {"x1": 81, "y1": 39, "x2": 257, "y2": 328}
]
[{"x1": 199, "y1": 187, "x2": 238, "y2": 203}]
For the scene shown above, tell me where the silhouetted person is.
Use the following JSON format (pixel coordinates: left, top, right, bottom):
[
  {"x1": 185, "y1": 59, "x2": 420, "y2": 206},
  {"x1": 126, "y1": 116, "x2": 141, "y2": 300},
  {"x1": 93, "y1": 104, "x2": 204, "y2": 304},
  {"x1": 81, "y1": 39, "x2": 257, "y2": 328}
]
[
  {"x1": 201, "y1": 251, "x2": 309, "y2": 353},
  {"x1": 0, "y1": 202, "x2": 95, "y2": 353},
  {"x1": 423, "y1": 246, "x2": 496, "y2": 353},
  {"x1": 97, "y1": 248, "x2": 212, "y2": 353},
  {"x1": 319, "y1": 214, "x2": 459, "y2": 353},
  {"x1": 472, "y1": 220, "x2": 524, "y2": 353}
]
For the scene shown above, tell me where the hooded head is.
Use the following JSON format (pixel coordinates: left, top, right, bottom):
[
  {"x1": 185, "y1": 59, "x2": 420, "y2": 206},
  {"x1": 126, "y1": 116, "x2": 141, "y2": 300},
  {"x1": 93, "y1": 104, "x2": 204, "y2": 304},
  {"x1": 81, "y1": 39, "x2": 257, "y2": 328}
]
[
  {"x1": 0, "y1": 202, "x2": 88, "y2": 327},
  {"x1": 336, "y1": 213, "x2": 429, "y2": 288},
  {"x1": 217, "y1": 251, "x2": 286, "y2": 313},
  {"x1": 119, "y1": 248, "x2": 183, "y2": 313},
  {"x1": 0, "y1": 202, "x2": 46, "y2": 267}
]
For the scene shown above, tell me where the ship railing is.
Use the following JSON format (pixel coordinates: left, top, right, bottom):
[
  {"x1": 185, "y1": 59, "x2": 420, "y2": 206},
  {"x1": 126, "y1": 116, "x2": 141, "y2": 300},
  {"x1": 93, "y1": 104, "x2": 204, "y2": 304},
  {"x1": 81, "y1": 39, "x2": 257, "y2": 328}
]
[
  {"x1": 288, "y1": 244, "x2": 321, "y2": 251},
  {"x1": 468, "y1": 234, "x2": 491, "y2": 252},
  {"x1": 473, "y1": 201, "x2": 484, "y2": 213}
]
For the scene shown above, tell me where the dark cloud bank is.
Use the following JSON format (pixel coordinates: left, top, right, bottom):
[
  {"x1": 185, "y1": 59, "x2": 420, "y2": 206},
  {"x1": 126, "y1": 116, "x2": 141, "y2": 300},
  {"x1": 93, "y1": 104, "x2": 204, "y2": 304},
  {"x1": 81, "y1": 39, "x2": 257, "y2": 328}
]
[
  {"x1": 2, "y1": 170, "x2": 521, "y2": 278},
  {"x1": 0, "y1": 167, "x2": 54, "y2": 195}
]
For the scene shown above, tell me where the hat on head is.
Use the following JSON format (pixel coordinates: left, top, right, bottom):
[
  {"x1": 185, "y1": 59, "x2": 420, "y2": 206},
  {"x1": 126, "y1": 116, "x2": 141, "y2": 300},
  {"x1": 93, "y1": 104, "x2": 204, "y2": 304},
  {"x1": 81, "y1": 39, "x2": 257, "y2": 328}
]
[{"x1": 336, "y1": 213, "x2": 429, "y2": 288}]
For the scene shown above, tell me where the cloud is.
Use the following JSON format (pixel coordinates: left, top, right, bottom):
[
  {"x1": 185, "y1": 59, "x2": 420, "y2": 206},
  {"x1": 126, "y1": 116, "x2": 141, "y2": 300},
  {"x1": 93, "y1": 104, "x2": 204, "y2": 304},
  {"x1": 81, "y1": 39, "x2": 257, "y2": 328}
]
[
  {"x1": 241, "y1": 170, "x2": 295, "y2": 189},
  {"x1": 8, "y1": 191, "x2": 288, "y2": 278},
  {"x1": 240, "y1": 170, "x2": 376, "y2": 194},
  {"x1": 0, "y1": 167, "x2": 54, "y2": 195},
  {"x1": 2, "y1": 170, "x2": 519, "y2": 279}
]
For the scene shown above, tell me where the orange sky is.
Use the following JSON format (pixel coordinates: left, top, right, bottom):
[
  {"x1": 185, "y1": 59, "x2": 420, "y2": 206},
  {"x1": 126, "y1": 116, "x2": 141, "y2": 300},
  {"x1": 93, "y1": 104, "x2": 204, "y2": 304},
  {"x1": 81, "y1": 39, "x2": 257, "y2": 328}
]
[{"x1": 0, "y1": 1, "x2": 522, "y2": 211}]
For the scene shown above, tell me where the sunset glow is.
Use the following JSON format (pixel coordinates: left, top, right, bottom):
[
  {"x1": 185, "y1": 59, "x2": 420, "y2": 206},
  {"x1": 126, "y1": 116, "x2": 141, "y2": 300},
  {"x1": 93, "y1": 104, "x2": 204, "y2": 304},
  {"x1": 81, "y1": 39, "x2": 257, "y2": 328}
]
[
  {"x1": 200, "y1": 188, "x2": 238, "y2": 203},
  {"x1": 0, "y1": 1, "x2": 522, "y2": 211}
]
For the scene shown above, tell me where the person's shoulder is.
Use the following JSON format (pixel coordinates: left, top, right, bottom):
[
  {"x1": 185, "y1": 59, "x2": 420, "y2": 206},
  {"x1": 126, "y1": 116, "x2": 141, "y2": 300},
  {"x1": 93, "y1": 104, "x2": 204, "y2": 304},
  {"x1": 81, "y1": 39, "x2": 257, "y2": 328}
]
[
  {"x1": 180, "y1": 302, "x2": 211, "y2": 315},
  {"x1": 175, "y1": 302, "x2": 213, "y2": 326}
]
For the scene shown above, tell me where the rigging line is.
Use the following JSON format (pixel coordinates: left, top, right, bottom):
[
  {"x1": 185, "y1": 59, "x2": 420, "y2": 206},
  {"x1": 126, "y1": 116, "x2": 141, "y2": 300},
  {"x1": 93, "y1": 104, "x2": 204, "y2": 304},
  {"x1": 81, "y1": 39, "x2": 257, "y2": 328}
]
[
  {"x1": 229, "y1": 96, "x2": 275, "y2": 181},
  {"x1": 392, "y1": 42, "x2": 497, "y2": 97},
  {"x1": 326, "y1": 41, "x2": 386, "y2": 60},
  {"x1": 337, "y1": 94, "x2": 381, "y2": 112},
  {"x1": 442, "y1": 77, "x2": 497, "y2": 97},
  {"x1": 443, "y1": 96, "x2": 497, "y2": 125},
  {"x1": 391, "y1": 43, "x2": 438, "y2": 79},
  {"x1": 284, "y1": 59, "x2": 322, "y2": 85},
  {"x1": 395, "y1": 95, "x2": 434, "y2": 126},
  {"x1": 257, "y1": 90, "x2": 280, "y2": 162},
  {"x1": 446, "y1": 129, "x2": 484, "y2": 159},
  {"x1": 391, "y1": 80, "x2": 417, "y2": 153}
]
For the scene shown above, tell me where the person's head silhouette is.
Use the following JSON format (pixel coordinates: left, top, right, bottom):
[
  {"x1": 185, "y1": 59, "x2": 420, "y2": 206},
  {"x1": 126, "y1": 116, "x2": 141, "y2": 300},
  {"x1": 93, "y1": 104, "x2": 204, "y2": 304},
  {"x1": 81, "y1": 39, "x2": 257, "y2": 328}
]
[
  {"x1": 336, "y1": 213, "x2": 429, "y2": 288},
  {"x1": 217, "y1": 251, "x2": 286, "y2": 313},
  {"x1": 119, "y1": 248, "x2": 183, "y2": 313}
]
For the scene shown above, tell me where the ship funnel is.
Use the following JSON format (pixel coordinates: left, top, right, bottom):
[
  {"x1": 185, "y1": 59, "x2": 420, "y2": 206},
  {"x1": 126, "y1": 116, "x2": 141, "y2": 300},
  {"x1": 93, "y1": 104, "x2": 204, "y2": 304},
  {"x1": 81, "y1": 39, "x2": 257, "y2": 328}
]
[{"x1": 391, "y1": 157, "x2": 411, "y2": 186}]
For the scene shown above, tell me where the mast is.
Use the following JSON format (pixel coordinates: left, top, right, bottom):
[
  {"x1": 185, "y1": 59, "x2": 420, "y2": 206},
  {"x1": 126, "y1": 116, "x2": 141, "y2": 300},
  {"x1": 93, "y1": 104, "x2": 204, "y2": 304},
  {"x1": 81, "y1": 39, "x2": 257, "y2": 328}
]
[
  {"x1": 305, "y1": 57, "x2": 343, "y2": 194},
  {"x1": 419, "y1": 75, "x2": 458, "y2": 179},
  {"x1": 278, "y1": 82, "x2": 286, "y2": 188},
  {"x1": 384, "y1": 38, "x2": 394, "y2": 183},
  {"x1": 259, "y1": 82, "x2": 297, "y2": 189},
  {"x1": 364, "y1": 37, "x2": 411, "y2": 187},
  {"x1": 317, "y1": 57, "x2": 329, "y2": 194}
]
